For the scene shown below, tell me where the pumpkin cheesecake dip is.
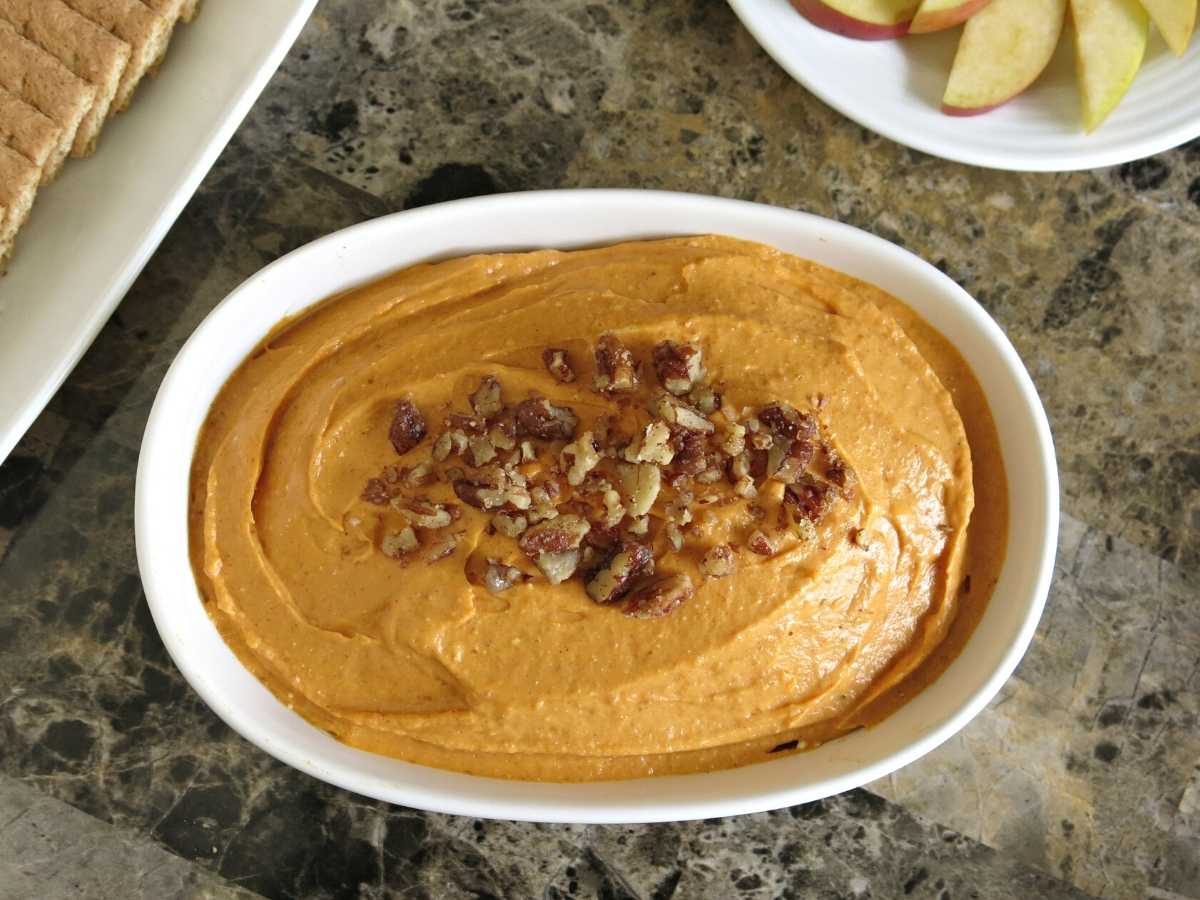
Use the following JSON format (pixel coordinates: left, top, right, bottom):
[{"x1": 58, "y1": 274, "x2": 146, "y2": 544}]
[{"x1": 188, "y1": 235, "x2": 1008, "y2": 782}]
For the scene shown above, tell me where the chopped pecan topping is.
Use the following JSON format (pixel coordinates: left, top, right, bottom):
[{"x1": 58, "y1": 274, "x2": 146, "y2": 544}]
[
  {"x1": 689, "y1": 383, "x2": 721, "y2": 415},
  {"x1": 750, "y1": 431, "x2": 774, "y2": 451},
  {"x1": 670, "y1": 427, "x2": 709, "y2": 476},
  {"x1": 653, "y1": 340, "x2": 705, "y2": 396},
  {"x1": 542, "y1": 348, "x2": 577, "y2": 383},
  {"x1": 470, "y1": 376, "x2": 504, "y2": 418},
  {"x1": 733, "y1": 475, "x2": 757, "y2": 499},
  {"x1": 561, "y1": 431, "x2": 601, "y2": 486},
  {"x1": 492, "y1": 511, "x2": 528, "y2": 537},
  {"x1": 593, "y1": 333, "x2": 640, "y2": 394},
  {"x1": 720, "y1": 422, "x2": 746, "y2": 458},
  {"x1": 601, "y1": 487, "x2": 626, "y2": 526},
  {"x1": 664, "y1": 522, "x2": 684, "y2": 552},
  {"x1": 535, "y1": 549, "x2": 581, "y2": 584},
  {"x1": 424, "y1": 530, "x2": 463, "y2": 563},
  {"x1": 623, "y1": 573, "x2": 694, "y2": 619},
  {"x1": 748, "y1": 529, "x2": 778, "y2": 556},
  {"x1": 700, "y1": 543, "x2": 736, "y2": 579},
  {"x1": 467, "y1": 434, "x2": 497, "y2": 467},
  {"x1": 433, "y1": 429, "x2": 467, "y2": 461},
  {"x1": 585, "y1": 541, "x2": 655, "y2": 604},
  {"x1": 453, "y1": 466, "x2": 531, "y2": 511},
  {"x1": 824, "y1": 447, "x2": 856, "y2": 497},
  {"x1": 771, "y1": 437, "x2": 816, "y2": 484},
  {"x1": 665, "y1": 492, "x2": 694, "y2": 526},
  {"x1": 617, "y1": 462, "x2": 662, "y2": 517},
  {"x1": 392, "y1": 497, "x2": 457, "y2": 529},
  {"x1": 584, "y1": 523, "x2": 621, "y2": 552},
  {"x1": 623, "y1": 421, "x2": 675, "y2": 466},
  {"x1": 627, "y1": 515, "x2": 650, "y2": 536},
  {"x1": 388, "y1": 398, "x2": 427, "y2": 456},
  {"x1": 488, "y1": 411, "x2": 517, "y2": 451},
  {"x1": 758, "y1": 403, "x2": 816, "y2": 441},
  {"x1": 446, "y1": 412, "x2": 487, "y2": 436},
  {"x1": 484, "y1": 559, "x2": 530, "y2": 593},
  {"x1": 518, "y1": 514, "x2": 591, "y2": 557},
  {"x1": 381, "y1": 526, "x2": 419, "y2": 560},
  {"x1": 362, "y1": 477, "x2": 393, "y2": 506},
  {"x1": 515, "y1": 396, "x2": 578, "y2": 441},
  {"x1": 652, "y1": 391, "x2": 715, "y2": 433},
  {"x1": 784, "y1": 475, "x2": 834, "y2": 525}
]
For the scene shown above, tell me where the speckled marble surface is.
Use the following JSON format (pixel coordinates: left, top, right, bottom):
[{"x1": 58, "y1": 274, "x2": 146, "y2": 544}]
[{"x1": 0, "y1": 1, "x2": 1198, "y2": 898}]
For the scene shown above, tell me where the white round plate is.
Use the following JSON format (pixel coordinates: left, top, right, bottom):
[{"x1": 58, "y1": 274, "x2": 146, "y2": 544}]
[
  {"x1": 136, "y1": 190, "x2": 1058, "y2": 823},
  {"x1": 728, "y1": 0, "x2": 1200, "y2": 171}
]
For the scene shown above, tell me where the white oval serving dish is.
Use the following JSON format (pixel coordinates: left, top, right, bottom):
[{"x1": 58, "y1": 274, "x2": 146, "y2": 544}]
[{"x1": 135, "y1": 189, "x2": 1058, "y2": 823}]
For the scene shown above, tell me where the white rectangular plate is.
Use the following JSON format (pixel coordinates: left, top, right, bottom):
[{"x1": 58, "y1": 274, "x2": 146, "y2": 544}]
[{"x1": 0, "y1": 0, "x2": 318, "y2": 464}]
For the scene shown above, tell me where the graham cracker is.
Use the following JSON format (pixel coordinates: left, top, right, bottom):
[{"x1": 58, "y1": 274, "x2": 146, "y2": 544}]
[
  {"x1": 0, "y1": 85, "x2": 64, "y2": 178},
  {"x1": 0, "y1": 0, "x2": 131, "y2": 156},
  {"x1": 0, "y1": 143, "x2": 41, "y2": 272},
  {"x1": 0, "y1": 20, "x2": 96, "y2": 178},
  {"x1": 144, "y1": 0, "x2": 197, "y2": 25},
  {"x1": 65, "y1": 0, "x2": 185, "y2": 112}
]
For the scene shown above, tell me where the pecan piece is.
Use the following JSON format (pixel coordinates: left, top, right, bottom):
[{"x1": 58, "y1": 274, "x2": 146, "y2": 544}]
[
  {"x1": 586, "y1": 541, "x2": 655, "y2": 604},
  {"x1": 758, "y1": 403, "x2": 816, "y2": 441},
  {"x1": 484, "y1": 560, "x2": 530, "y2": 593},
  {"x1": 518, "y1": 514, "x2": 591, "y2": 558},
  {"x1": 453, "y1": 466, "x2": 531, "y2": 511},
  {"x1": 783, "y1": 475, "x2": 835, "y2": 525},
  {"x1": 748, "y1": 529, "x2": 778, "y2": 556},
  {"x1": 623, "y1": 420, "x2": 675, "y2": 466},
  {"x1": 824, "y1": 447, "x2": 857, "y2": 497},
  {"x1": 688, "y1": 383, "x2": 721, "y2": 415},
  {"x1": 535, "y1": 549, "x2": 582, "y2": 585},
  {"x1": 593, "y1": 333, "x2": 639, "y2": 394},
  {"x1": 652, "y1": 340, "x2": 705, "y2": 396},
  {"x1": 542, "y1": 348, "x2": 577, "y2": 383},
  {"x1": 424, "y1": 530, "x2": 463, "y2": 563},
  {"x1": 771, "y1": 437, "x2": 816, "y2": 484},
  {"x1": 623, "y1": 573, "x2": 694, "y2": 619},
  {"x1": 515, "y1": 396, "x2": 579, "y2": 441},
  {"x1": 492, "y1": 511, "x2": 528, "y2": 537},
  {"x1": 469, "y1": 376, "x2": 503, "y2": 419},
  {"x1": 670, "y1": 427, "x2": 709, "y2": 476},
  {"x1": 561, "y1": 431, "x2": 601, "y2": 486},
  {"x1": 467, "y1": 434, "x2": 497, "y2": 467},
  {"x1": 652, "y1": 391, "x2": 715, "y2": 433},
  {"x1": 392, "y1": 497, "x2": 457, "y2": 529},
  {"x1": 381, "y1": 526, "x2": 419, "y2": 560},
  {"x1": 617, "y1": 462, "x2": 662, "y2": 518},
  {"x1": 700, "y1": 543, "x2": 736, "y2": 579},
  {"x1": 388, "y1": 398, "x2": 427, "y2": 455}
]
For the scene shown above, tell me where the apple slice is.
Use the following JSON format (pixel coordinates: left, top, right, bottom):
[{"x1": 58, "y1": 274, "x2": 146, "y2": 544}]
[
  {"x1": 791, "y1": 0, "x2": 919, "y2": 39},
  {"x1": 1137, "y1": 0, "x2": 1196, "y2": 55},
  {"x1": 910, "y1": 0, "x2": 993, "y2": 33},
  {"x1": 941, "y1": 0, "x2": 1067, "y2": 116},
  {"x1": 1072, "y1": 0, "x2": 1149, "y2": 131}
]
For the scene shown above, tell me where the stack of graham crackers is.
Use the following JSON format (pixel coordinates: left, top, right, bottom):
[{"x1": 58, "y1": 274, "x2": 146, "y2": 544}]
[{"x1": 0, "y1": 0, "x2": 201, "y2": 271}]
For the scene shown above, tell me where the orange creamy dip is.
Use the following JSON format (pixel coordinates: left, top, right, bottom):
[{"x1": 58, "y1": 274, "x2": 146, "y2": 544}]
[{"x1": 188, "y1": 236, "x2": 1007, "y2": 781}]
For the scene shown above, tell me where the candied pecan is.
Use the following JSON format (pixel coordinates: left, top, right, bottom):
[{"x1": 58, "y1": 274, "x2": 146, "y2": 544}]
[
  {"x1": 424, "y1": 530, "x2": 462, "y2": 563},
  {"x1": 617, "y1": 462, "x2": 662, "y2": 518},
  {"x1": 784, "y1": 475, "x2": 834, "y2": 524},
  {"x1": 586, "y1": 541, "x2": 655, "y2": 604},
  {"x1": 561, "y1": 431, "x2": 601, "y2": 486},
  {"x1": 492, "y1": 511, "x2": 528, "y2": 537},
  {"x1": 671, "y1": 427, "x2": 709, "y2": 476},
  {"x1": 392, "y1": 497, "x2": 457, "y2": 529},
  {"x1": 518, "y1": 514, "x2": 591, "y2": 558},
  {"x1": 653, "y1": 340, "x2": 705, "y2": 395},
  {"x1": 361, "y1": 477, "x2": 392, "y2": 506},
  {"x1": 467, "y1": 435, "x2": 497, "y2": 467},
  {"x1": 515, "y1": 396, "x2": 578, "y2": 441},
  {"x1": 623, "y1": 573, "x2": 694, "y2": 619},
  {"x1": 824, "y1": 447, "x2": 857, "y2": 497},
  {"x1": 542, "y1": 348, "x2": 577, "y2": 383},
  {"x1": 689, "y1": 383, "x2": 721, "y2": 415},
  {"x1": 748, "y1": 529, "x2": 778, "y2": 556},
  {"x1": 758, "y1": 403, "x2": 816, "y2": 441},
  {"x1": 388, "y1": 398, "x2": 427, "y2": 455},
  {"x1": 535, "y1": 549, "x2": 581, "y2": 584},
  {"x1": 593, "y1": 333, "x2": 640, "y2": 394},
  {"x1": 623, "y1": 421, "x2": 675, "y2": 466},
  {"x1": 446, "y1": 413, "x2": 487, "y2": 436},
  {"x1": 470, "y1": 376, "x2": 504, "y2": 418},
  {"x1": 700, "y1": 544, "x2": 736, "y2": 579},
  {"x1": 664, "y1": 522, "x2": 684, "y2": 552},
  {"x1": 381, "y1": 526, "x2": 419, "y2": 560},
  {"x1": 652, "y1": 391, "x2": 715, "y2": 433}
]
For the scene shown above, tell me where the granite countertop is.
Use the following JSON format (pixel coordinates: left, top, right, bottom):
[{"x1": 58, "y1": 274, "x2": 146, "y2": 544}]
[{"x1": 0, "y1": 2, "x2": 1197, "y2": 898}]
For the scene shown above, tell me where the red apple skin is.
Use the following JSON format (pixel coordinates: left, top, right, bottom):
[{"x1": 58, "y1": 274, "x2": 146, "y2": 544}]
[
  {"x1": 940, "y1": 99, "x2": 1010, "y2": 116},
  {"x1": 790, "y1": 0, "x2": 912, "y2": 39},
  {"x1": 908, "y1": 0, "x2": 992, "y2": 33}
]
